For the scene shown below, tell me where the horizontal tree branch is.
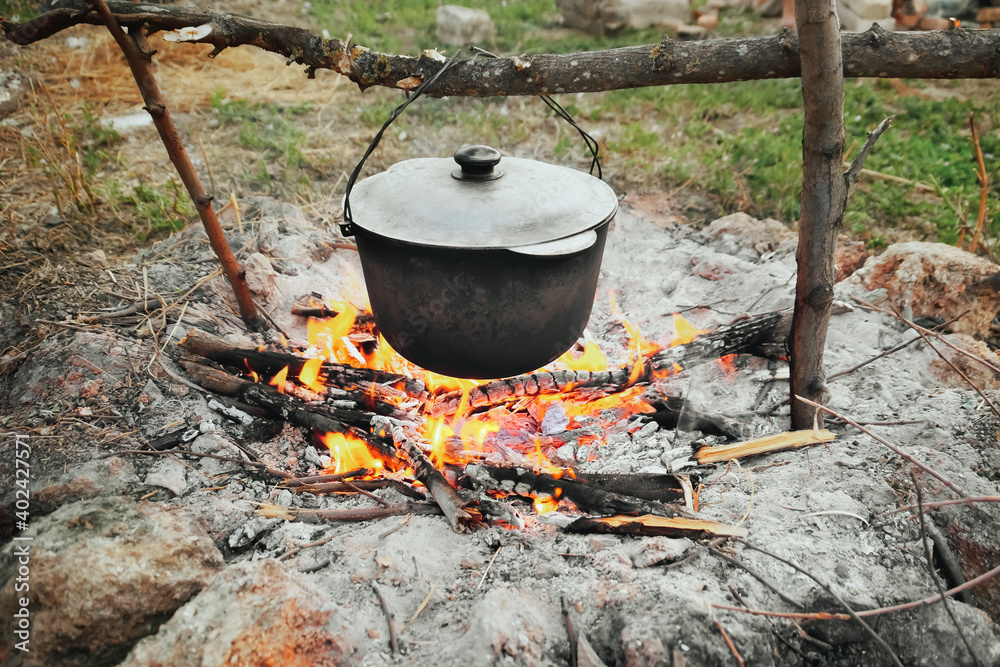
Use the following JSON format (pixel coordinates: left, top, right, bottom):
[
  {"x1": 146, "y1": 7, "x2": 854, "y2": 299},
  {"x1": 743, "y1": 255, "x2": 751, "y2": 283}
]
[{"x1": 3, "y1": 2, "x2": 999, "y2": 97}]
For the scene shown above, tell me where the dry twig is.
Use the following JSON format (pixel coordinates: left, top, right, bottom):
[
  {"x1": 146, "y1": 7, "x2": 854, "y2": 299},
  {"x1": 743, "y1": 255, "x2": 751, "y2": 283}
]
[
  {"x1": 911, "y1": 471, "x2": 982, "y2": 667},
  {"x1": 744, "y1": 543, "x2": 903, "y2": 667},
  {"x1": 795, "y1": 395, "x2": 967, "y2": 497},
  {"x1": 87, "y1": 0, "x2": 262, "y2": 329},
  {"x1": 371, "y1": 582, "x2": 398, "y2": 654}
]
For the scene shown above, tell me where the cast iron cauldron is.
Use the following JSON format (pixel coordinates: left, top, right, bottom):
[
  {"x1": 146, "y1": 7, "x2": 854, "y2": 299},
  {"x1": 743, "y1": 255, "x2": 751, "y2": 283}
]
[{"x1": 342, "y1": 145, "x2": 617, "y2": 379}]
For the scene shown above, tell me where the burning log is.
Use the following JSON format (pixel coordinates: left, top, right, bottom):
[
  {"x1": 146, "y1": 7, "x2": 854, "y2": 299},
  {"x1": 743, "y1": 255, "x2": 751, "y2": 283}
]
[
  {"x1": 695, "y1": 429, "x2": 836, "y2": 464},
  {"x1": 462, "y1": 463, "x2": 695, "y2": 518},
  {"x1": 376, "y1": 417, "x2": 484, "y2": 532},
  {"x1": 179, "y1": 328, "x2": 426, "y2": 399},
  {"x1": 430, "y1": 310, "x2": 791, "y2": 416},
  {"x1": 565, "y1": 514, "x2": 748, "y2": 539},
  {"x1": 179, "y1": 358, "x2": 402, "y2": 467}
]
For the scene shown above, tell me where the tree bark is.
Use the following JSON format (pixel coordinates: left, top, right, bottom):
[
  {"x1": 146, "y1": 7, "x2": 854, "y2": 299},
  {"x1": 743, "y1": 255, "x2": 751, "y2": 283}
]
[
  {"x1": 790, "y1": 0, "x2": 847, "y2": 429},
  {"x1": 87, "y1": 0, "x2": 263, "y2": 330},
  {"x1": 4, "y1": 3, "x2": 999, "y2": 96}
]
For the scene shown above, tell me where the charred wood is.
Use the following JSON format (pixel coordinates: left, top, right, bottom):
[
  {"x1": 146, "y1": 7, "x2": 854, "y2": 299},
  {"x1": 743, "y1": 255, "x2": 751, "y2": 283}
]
[
  {"x1": 641, "y1": 394, "x2": 746, "y2": 440},
  {"x1": 257, "y1": 501, "x2": 442, "y2": 523},
  {"x1": 179, "y1": 328, "x2": 426, "y2": 398},
  {"x1": 565, "y1": 514, "x2": 748, "y2": 539},
  {"x1": 377, "y1": 418, "x2": 484, "y2": 532},
  {"x1": 179, "y1": 358, "x2": 403, "y2": 467},
  {"x1": 574, "y1": 471, "x2": 693, "y2": 505},
  {"x1": 281, "y1": 469, "x2": 372, "y2": 486},
  {"x1": 5, "y1": 4, "x2": 999, "y2": 94},
  {"x1": 462, "y1": 463, "x2": 694, "y2": 518}
]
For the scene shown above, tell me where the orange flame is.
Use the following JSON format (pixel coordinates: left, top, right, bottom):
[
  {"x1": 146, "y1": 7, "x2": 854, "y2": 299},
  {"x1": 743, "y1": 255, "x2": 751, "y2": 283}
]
[
  {"x1": 558, "y1": 340, "x2": 609, "y2": 372},
  {"x1": 269, "y1": 365, "x2": 289, "y2": 393},
  {"x1": 307, "y1": 302, "x2": 356, "y2": 364},
  {"x1": 459, "y1": 419, "x2": 500, "y2": 452},
  {"x1": 318, "y1": 431, "x2": 383, "y2": 474},
  {"x1": 299, "y1": 357, "x2": 325, "y2": 393},
  {"x1": 421, "y1": 417, "x2": 456, "y2": 468},
  {"x1": 533, "y1": 492, "x2": 561, "y2": 514},
  {"x1": 670, "y1": 313, "x2": 707, "y2": 347}
]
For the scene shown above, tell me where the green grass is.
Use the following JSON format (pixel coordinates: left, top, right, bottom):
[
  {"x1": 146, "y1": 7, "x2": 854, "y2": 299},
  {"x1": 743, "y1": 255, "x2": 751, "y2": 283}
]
[
  {"x1": 209, "y1": 89, "x2": 313, "y2": 194},
  {"x1": 306, "y1": 0, "x2": 668, "y2": 54},
  {"x1": 100, "y1": 179, "x2": 195, "y2": 240},
  {"x1": 592, "y1": 77, "x2": 1000, "y2": 244}
]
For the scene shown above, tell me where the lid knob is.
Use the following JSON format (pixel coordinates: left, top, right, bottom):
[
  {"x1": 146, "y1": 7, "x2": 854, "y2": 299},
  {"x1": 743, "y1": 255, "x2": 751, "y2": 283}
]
[{"x1": 453, "y1": 145, "x2": 503, "y2": 181}]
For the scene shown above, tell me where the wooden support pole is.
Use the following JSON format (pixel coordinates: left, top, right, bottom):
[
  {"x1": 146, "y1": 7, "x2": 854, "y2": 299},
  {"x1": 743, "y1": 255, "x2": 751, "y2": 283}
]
[
  {"x1": 790, "y1": 0, "x2": 847, "y2": 429},
  {"x1": 87, "y1": 0, "x2": 263, "y2": 331}
]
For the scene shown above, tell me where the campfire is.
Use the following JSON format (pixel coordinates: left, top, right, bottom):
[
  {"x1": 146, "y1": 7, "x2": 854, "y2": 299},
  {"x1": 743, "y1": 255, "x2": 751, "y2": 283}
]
[{"x1": 175, "y1": 289, "x2": 809, "y2": 539}]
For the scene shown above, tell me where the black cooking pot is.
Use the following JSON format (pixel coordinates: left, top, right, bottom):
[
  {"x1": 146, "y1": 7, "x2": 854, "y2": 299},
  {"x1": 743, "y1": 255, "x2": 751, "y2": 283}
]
[{"x1": 343, "y1": 145, "x2": 617, "y2": 379}]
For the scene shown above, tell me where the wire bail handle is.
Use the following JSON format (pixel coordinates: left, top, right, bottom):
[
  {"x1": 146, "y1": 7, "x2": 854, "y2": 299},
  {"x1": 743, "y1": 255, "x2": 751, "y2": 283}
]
[{"x1": 340, "y1": 47, "x2": 603, "y2": 237}]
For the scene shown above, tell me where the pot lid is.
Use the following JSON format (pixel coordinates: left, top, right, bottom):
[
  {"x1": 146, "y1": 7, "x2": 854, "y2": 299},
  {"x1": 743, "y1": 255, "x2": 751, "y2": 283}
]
[{"x1": 345, "y1": 145, "x2": 618, "y2": 249}]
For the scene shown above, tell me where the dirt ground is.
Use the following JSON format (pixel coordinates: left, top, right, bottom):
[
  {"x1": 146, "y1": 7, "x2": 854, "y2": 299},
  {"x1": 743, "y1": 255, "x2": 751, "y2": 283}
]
[{"x1": 2, "y1": 4, "x2": 1000, "y2": 667}]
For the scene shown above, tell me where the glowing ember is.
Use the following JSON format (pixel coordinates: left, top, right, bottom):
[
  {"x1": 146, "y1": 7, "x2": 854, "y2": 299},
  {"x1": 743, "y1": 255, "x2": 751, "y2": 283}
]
[
  {"x1": 532, "y1": 492, "x2": 561, "y2": 514},
  {"x1": 717, "y1": 353, "x2": 738, "y2": 378},
  {"x1": 319, "y1": 431, "x2": 383, "y2": 474}
]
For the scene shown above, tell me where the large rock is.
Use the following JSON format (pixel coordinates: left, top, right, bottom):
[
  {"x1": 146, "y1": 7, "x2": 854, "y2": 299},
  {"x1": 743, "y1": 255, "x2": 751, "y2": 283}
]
[
  {"x1": 840, "y1": 242, "x2": 1000, "y2": 338},
  {"x1": 435, "y1": 5, "x2": 496, "y2": 46},
  {"x1": 120, "y1": 560, "x2": 361, "y2": 667},
  {"x1": 556, "y1": 0, "x2": 689, "y2": 35},
  {"x1": 0, "y1": 497, "x2": 223, "y2": 666},
  {"x1": 0, "y1": 71, "x2": 27, "y2": 117}
]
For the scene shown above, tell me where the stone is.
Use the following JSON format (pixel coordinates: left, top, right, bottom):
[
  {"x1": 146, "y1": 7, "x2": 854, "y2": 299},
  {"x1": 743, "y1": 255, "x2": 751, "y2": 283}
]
[
  {"x1": 120, "y1": 560, "x2": 361, "y2": 666},
  {"x1": 0, "y1": 497, "x2": 223, "y2": 666},
  {"x1": 451, "y1": 586, "x2": 561, "y2": 663},
  {"x1": 696, "y1": 10, "x2": 718, "y2": 28},
  {"x1": 145, "y1": 457, "x2": 190, "y2": 496},
  {"x1": 76, "y1": 248, "x2": 109, "y2": 268},
  {"x1": 555, "y1": 0, "x2": 688, "y2": 35},
  {"x1": 0, "y1": 71, "x2": 26, "y2": 117},
  {"x1": 588, "y1": 534, "x2": 620, "y2": 552},
  {"x1": 837, "y1": 0, "x2": 895, "y2": 30},
  {"x1": 690, "y1": 255, "x2": 736, "y2": 280},
  {"x1": 243, "y1": 251, "x2": 279, "y2": 299},
  {"x1": 929, "y1": 333, "x2": 1000, "y2": 390},
  {"x1": 835, "y1": 240, "x2": 869, "y2": 282},
  {"x1": 840, "y1": 0, "x2": 893, "y2": 18},
  {"x1": 840, "y1": 241, "x2": 1000, "y2": 338},
  {"x1": 435, "y1": 5, "x2": 496, "y2": 46},
  {"x1": 702, "y1": 212, "x2": 794, "y2": 258},
  {"x1": 630, "y1": 536, "x2": 693, "y2": 568}
]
